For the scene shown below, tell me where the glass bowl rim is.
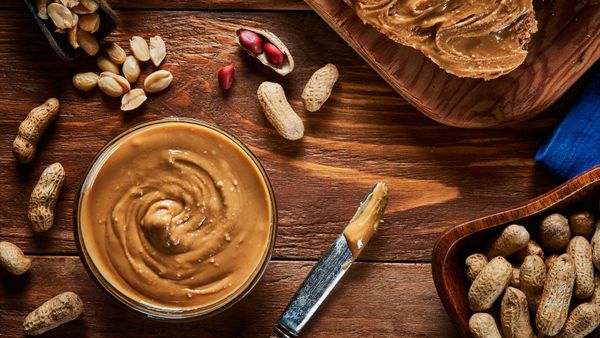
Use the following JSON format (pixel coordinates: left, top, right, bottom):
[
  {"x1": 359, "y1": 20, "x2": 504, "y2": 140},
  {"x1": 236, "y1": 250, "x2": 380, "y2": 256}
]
[{"x1": 73, "y1": 117, "x2": 278, "y2": 321}]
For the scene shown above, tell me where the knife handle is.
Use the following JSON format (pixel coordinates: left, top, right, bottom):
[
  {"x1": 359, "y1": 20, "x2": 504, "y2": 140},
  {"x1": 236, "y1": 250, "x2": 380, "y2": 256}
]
[{"x1": 270, "y1": 324, "x2": 295, "y2": 338}]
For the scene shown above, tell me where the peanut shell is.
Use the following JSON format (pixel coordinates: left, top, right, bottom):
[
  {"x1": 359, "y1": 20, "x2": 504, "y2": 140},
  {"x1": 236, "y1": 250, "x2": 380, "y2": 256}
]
[
  {"x1": 469, "y1": 313, "x2": 502, "y2": 338},
  {"x1": 235, "y1": 27, "x2": 294, "y2": 76},
  {"x1": 302, "y1": 63, "x2": 339, "y2": 112},
  {"x1": 500, "y1": 287, "x2": 534, "y2": 338},
  {"x1": 468, "y1": 256, "x2": 512, "y2": 311},
  {"x1": 559, "y1": 302, "x2": 600, "y2": 338},
  {"x1": 488, "y1": 224, "x2": 530, "y2": 258},
  {"x1": 23, "y1": 292, "x2": 83, "y2": 335},
  {"x1": 567, "y1": 236, "x2": 594, "y2": 299},
  {"x1": 0, "y1": 241, "x2": 31, "y2": 275},
  {"x1": 465, "y1": 253, "x2": 488, "y2": 284},
  {"x1": 536, "y1": 253, "x2": 576, "y2": 336},
  {"x1": 519, "y1": 255, "x2": 546, "y2": 312},
  {"x1": 257, "y1": 81, "x2": 304, "y2": 141}
]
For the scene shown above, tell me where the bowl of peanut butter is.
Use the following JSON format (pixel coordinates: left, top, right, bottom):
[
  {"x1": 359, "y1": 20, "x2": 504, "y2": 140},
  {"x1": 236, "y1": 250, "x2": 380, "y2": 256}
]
[{"x1": 74, "y1": 117, "x2": 277, "y2": 320}]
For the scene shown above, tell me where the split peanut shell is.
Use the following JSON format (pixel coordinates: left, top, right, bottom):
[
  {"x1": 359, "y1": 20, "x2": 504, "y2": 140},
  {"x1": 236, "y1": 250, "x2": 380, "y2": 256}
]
[{"x1": 235, "y1": 27, "x2": 294, "y2": 76}]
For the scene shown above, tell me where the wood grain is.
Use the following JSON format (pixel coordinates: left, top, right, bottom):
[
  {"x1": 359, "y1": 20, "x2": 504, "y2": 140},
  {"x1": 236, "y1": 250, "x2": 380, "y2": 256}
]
[
  {"x1": 0, "y1": 257, "x2": 457, "y2": 337},
  {"x1": 305, "y1": 0, "x2": 600, "y2": 128},
  {"x1": 432, "y1": 166, "x2": 600, "y2": 337},
  {"x1": 0, "y1": 10, "x2": 564, "y2": 262},
  {"x1": 1, "y1": 0, "x2": 310, "y2": 10}
]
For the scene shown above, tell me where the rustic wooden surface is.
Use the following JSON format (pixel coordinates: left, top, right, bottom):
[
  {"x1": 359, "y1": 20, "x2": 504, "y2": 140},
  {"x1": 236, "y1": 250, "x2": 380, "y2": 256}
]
[
  {"x1": 0, "y1": 0, "x2": 591, "y2": 336},
  {"x1": 305, "y1": 0, "x2": 600, "y2": 128}
]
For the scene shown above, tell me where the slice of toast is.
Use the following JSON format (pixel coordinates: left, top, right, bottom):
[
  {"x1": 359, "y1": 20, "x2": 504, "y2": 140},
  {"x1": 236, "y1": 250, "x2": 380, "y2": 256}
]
[{"x1": 344, "y1": 0, "x2": 538, "y2": 80}]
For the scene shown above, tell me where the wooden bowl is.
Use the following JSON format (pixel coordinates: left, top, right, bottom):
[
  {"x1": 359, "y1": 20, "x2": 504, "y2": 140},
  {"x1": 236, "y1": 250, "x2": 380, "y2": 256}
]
[
  {"x1": 305, "y1": 0, "x2": 600, "y2": 128},
  {"x1": 22, "y1": 0, "x2": 119, "y2": 61},
  {"x1": 432, "y1": 166, "x2": 600, "y2": 336}
]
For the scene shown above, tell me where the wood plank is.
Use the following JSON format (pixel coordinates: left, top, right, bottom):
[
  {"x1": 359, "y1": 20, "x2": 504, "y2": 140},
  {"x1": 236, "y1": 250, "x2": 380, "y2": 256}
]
[
  {"x1": 2, "y1": 0, "x2": 310, "y2": 10},
  {"x1": 0, "y1": 10, "x2": 562, "y2": 261},
  {"x1": 0, "y1": 257, "x2": 457, "y2": 337}
]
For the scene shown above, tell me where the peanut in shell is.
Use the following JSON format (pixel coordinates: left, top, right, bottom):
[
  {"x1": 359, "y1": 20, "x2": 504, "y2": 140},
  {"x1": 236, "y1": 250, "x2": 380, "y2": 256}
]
[
  {"x1": 468, "y1": 256, "x2": 512, "y2": 311},
  {"x1": 536, "y1": 253, "x2": 576, "y2": 336}
]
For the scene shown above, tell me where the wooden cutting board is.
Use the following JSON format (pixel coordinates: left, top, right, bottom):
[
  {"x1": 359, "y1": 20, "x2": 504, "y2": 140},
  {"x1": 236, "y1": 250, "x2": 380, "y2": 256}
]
[{"x1": 304, "y1": 0, "x2": 600, "y2": 128}]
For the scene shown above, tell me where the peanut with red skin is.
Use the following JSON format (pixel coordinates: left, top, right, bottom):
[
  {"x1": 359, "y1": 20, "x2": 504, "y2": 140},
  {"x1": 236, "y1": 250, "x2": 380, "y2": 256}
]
[
  {"x1": 264, "y1": 42, "x2": 284, "y2": 65},
  {"x1": 238, "y1": 30, "x2": 263, "y2": 54},
  {"x1": 218, "y1": 64, "x2": 235, "y2": 90}
]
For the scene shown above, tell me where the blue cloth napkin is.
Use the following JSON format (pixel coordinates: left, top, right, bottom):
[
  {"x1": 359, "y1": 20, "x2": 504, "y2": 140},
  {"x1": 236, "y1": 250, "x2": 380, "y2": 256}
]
[{"x1": 535, "y1": 65, "x2": 600, "y2": 179}]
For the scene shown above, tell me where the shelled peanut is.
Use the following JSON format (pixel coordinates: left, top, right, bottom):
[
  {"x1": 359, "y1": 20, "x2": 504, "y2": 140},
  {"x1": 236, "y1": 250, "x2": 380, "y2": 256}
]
[
  {"x1": 36, "y1": 0, "x2": 101, "y2": 55},
  {"x1": 72, "y1": 35, "x2": 171, "y2": 111},
  {"x1": 466, "y1": 206, "x2": 600, "y2": 338}
]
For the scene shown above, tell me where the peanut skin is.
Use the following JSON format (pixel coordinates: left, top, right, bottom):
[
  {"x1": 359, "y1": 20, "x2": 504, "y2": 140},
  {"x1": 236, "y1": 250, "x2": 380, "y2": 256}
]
[
  {"x1": 23, "y1": 292, "x2": 82, "y2": 335},
  {"x1": 301, "y1": 63, "x2": 339, "y2": 112},
  {"x1": 559, "y1": 302, "x2": 600, "y2": 338},
  {"x1": 487, "y1": 224, "x2": 530, "y2": 258},
  {"x1": 500, "y1": 287, "x2": 534, "y2": 338},
  {"x1": 0, "y1": 241, "x2": 31, "y2": 275},
  {"x1": 567, "y1": 236, "x2": 594, "y2": 299},
  {"x1": 468, "y1": 256, "x2": 512, "y2": 311},
  {"x1": 28, "y1": 163, "x2": 65, "y2": 232},
  {"x1": 465, "y1": 253, "x2": 488, "y2": 284},
  {"x1": 469, "y1": 312, "x2": 502, "y2": 338},
  {"x1": 519, "y1": 255, "x2": 546, "y2": 312},
  {"x1": 13, "y1": 98, "x2": 60, "y2": 163},
  {"x1": 536, "y1": 253, "x2": 576, "y2": 336}
]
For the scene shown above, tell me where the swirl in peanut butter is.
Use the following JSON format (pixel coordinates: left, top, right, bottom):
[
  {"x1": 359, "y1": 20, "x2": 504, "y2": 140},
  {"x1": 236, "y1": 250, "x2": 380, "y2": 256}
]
[
  {"x1": 344, "y1": 0, "x2": 537, "y2": 79},
  {"x1": 80, "y1": 122, "x2": 274, "y2": 310}
]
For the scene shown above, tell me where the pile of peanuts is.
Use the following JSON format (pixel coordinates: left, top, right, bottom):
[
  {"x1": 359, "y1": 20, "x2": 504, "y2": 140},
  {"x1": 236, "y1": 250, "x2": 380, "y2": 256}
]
[
  {"x1": 218, "y1": 27, "x2": 340, "y2": 141},
  {"x1": 467, "y1": 207, "x2": 600, "y2": 337},
  {"x1": 72, "y1": 35, "x2": 172, "y2": 111},
  {"x1": 2, "y1": 98, "x2": 83, "y2": 335},
  {"x1": 36, "y1": 0, "x2": 102, "y2": 56}
]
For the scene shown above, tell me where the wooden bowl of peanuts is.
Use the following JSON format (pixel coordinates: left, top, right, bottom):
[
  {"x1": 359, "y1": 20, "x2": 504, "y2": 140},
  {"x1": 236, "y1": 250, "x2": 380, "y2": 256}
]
[
  {"x1": 432, "y1": 166, "x2": 600, "y2": 337},
  {"x1": 23, "y1": 0, "x2": 119, "y2": 61}
]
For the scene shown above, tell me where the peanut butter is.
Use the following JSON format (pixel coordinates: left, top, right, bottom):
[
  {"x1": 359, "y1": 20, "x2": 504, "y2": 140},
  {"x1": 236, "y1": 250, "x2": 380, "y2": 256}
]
[
  {"x1": 343, "y1": 0, "x2": 537, "y2": 79},
  {"x1": 343, "y1": 182, "x2": 388, "y2": 257},
  {"x1": 78, "y1": 120, "x2": 275, "y2": 311}
]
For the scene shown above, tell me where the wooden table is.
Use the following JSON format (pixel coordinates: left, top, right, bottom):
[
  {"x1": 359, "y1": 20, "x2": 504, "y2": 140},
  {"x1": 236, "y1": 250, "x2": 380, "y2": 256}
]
[{"x1": 0, "y1": 0, "x2": 587, "y2": 336}]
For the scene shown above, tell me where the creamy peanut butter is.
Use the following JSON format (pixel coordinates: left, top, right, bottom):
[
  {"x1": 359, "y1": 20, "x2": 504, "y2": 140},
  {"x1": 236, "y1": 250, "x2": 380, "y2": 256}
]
[
  {"x1": 343, "y1": 182, "x2": 388, "y2": 257},
  {"x1": 344, "y1": 0, "x2": 537, "y2": 79},
  {"x1": 78, "y1": 120, "x2": 275, "y2": 312}
]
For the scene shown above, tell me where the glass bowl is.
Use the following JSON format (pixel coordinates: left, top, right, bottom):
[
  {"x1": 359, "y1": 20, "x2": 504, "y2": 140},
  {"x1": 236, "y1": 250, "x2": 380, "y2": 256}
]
[{"x1": 74, "y1": 117, "x2": 277, "y2": 321}]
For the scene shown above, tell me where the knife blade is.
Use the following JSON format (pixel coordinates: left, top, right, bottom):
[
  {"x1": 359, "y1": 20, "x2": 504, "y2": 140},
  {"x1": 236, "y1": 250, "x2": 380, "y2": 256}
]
[{"x1": 271, "y1": 182, "x2": 388, "y2": 338}]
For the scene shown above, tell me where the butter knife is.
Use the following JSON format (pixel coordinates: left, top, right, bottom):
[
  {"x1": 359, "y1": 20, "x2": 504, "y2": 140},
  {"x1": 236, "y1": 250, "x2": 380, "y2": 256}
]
[{"x1": 271, "y1": 182, "x2": 389, "y2": 338}]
